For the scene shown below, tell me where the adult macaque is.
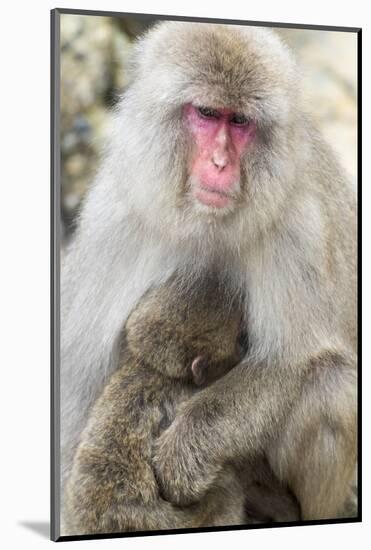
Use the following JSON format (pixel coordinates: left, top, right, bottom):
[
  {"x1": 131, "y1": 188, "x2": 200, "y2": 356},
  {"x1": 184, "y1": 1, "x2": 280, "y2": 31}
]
[{"x1": 61, "y1": 22, "x2": 357, "y2": 522}]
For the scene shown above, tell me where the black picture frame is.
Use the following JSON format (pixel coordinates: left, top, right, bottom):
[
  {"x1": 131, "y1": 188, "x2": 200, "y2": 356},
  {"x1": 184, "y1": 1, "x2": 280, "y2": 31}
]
[{"x1": 51, "y1": 8, "x2": 362, "y2": 542}]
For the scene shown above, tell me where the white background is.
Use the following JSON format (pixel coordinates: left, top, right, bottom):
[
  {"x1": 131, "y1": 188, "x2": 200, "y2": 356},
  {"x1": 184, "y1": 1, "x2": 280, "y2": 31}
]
[{"x1": 0, "y1": 0, "x2": 368, "y2": 548}]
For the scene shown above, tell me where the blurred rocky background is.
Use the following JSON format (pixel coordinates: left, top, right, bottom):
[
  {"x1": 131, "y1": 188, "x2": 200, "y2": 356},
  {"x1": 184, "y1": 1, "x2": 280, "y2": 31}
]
[
  {"x1": 60, "y1": 14, "x2": 357, "y2": 243},
  {"x1": 278, "y1": 28, "x2": 357, "y2": 181}
]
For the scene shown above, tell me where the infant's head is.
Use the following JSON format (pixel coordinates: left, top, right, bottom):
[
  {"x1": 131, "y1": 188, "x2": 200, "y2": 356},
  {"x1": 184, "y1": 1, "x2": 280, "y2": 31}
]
[{"x1": 125, "y1": 277, "x2": 243, "y2": 386}]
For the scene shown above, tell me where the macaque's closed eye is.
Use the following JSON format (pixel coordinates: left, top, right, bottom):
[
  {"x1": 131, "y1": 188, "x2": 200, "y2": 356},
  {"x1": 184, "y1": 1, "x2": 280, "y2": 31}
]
[
  {"x1": 197, "y1": 106, "x2": 220, "y2": 120},
  {"x1": 229, "y1": 113, "x2": 250, "y2": 126},
  {"x1": 196, "y1": 106, "x2": 250, "y2": 128}
]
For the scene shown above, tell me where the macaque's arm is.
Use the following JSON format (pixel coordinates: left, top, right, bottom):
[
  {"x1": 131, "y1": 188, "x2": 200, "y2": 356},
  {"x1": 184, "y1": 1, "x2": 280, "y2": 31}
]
[{"x1": 153, "y1": 359, "x2": 303, "y2": 505}]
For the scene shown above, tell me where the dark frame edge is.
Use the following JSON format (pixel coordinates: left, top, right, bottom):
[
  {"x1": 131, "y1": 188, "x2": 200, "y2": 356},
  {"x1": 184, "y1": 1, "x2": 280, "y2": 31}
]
[
  {"x1": 356, "y1": 27, "x2": 362, "y2": 523},
  {"x1": 55, "y1": 516, "x2": 362, "y2": 543},
  {"x1": 54, "y1": 7, "x2": 361, "y2": 33},
  {"x1": 51, "y1": 7, "x2": 61, "y2": 543}
]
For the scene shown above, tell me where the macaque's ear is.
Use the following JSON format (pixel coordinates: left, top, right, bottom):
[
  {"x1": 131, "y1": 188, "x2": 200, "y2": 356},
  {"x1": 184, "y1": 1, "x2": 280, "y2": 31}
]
[{"x1": 191, "y1": 356, "x2": 208, "y2": 386}]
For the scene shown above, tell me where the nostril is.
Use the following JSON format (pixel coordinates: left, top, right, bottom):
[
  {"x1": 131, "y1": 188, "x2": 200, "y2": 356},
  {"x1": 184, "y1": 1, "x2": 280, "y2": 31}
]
[
  {"x1": 212, "y1": 161, "x2": 224, "y2": 171},
  {"x1": 212, "y1": 155, "x2": 228, "y2": 170}
]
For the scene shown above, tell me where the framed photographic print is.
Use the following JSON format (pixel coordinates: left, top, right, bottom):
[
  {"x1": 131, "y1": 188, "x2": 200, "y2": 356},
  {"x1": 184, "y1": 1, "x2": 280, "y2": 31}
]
[{"x1": 51, "y1": 8, "x2": 361, "y2": 542}]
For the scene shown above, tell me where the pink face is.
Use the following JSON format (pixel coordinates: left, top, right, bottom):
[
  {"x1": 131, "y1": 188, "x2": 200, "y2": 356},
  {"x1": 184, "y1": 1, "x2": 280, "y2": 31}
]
[{"x1": 184, "y1": 104, "x2": 256, "y2": 210}]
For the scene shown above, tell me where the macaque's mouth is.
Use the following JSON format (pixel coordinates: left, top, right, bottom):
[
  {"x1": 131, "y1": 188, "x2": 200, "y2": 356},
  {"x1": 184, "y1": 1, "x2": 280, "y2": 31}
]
[{"x1": 194, "y1": 187, "x2": 233, "y2": 209}]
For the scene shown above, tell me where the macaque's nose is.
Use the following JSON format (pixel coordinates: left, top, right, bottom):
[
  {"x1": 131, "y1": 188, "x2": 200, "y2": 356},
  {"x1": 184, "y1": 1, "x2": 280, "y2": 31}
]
[
  {"x1": 212, "y1": 148, "x2": 229, "y2": 170},
  {"x1": 211, "y1": 126, "x2": 230, "y2": 170}
]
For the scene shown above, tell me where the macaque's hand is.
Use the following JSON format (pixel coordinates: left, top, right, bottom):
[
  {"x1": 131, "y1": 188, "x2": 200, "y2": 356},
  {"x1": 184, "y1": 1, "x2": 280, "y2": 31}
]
[{"x1": 153, "y1": 396, "x2": 227, "y2": 506}]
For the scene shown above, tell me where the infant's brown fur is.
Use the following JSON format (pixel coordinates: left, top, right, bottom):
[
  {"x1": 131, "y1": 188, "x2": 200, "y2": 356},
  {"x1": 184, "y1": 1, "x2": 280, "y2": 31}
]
[{"x1": 63, "y1": 279, "x2": 245, "y2": 535}]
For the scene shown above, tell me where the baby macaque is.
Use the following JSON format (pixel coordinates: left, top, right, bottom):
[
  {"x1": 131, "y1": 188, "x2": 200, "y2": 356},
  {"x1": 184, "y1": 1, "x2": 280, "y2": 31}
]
[{"x1": 63, "y1": 278, "x2": 246, "y2": 535}]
